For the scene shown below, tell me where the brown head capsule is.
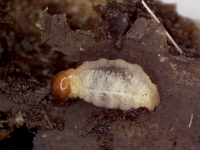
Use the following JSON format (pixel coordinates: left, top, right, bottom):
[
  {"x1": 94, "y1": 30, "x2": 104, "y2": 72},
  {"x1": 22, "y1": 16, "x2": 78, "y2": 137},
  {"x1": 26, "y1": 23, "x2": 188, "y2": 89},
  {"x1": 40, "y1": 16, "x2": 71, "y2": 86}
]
[{"x1": 52, "y1": 71, "x2": 70, "y2": 101}]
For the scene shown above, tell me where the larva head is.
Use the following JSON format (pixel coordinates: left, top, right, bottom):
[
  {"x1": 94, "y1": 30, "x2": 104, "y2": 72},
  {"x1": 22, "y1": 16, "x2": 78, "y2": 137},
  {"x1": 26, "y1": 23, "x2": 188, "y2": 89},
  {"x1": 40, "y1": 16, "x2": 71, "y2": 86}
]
[{"x1": 52, "y1": 71, "x2": 70, "y2": 101}]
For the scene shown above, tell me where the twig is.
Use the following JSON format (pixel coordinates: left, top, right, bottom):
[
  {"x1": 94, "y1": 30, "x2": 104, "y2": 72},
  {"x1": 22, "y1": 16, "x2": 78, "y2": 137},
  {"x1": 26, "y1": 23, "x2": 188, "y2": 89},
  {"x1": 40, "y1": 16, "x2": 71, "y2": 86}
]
[
  {"x1": 141, "y1": 0, "x2": 183, "y2": 54},
  {"x1": 188, "y1": 114, "x2": 193, "y2": 128}
]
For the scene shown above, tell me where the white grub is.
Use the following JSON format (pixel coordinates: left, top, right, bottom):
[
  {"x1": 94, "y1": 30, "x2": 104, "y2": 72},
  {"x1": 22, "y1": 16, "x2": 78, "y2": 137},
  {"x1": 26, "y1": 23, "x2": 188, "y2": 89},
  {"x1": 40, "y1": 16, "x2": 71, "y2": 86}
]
[
  {"x1": 188, "y1": 114, "x2": 193, "y2": 128},
  {"x1": 141, "y1": 0, "x2": 183, "y2": 54},
  {"x1": 67, "y1": 58, "x2": 160, "y2": 111}
]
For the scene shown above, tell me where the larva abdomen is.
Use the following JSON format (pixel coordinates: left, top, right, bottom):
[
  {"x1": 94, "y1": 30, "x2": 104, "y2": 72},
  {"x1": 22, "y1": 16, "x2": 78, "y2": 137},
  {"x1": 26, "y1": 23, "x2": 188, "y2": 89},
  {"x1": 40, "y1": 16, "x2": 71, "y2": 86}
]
[{"x1": 72, "y1": 58, "x2": 160, "y2": 111}]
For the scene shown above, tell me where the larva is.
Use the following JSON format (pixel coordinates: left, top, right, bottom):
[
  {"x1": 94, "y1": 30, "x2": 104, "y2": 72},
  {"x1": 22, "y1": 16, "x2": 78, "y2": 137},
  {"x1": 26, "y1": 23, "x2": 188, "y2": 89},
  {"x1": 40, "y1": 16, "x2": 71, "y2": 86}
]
[{"x1": 52, "y1": 58, "x2": 160, "y2": 111}]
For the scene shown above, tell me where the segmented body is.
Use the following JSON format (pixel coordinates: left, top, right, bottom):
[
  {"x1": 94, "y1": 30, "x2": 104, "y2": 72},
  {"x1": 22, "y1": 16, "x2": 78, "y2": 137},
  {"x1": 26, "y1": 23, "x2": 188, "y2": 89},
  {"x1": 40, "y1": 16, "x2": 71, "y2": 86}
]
[{"x1": 67, "y1": 58, "x2": 160, "y2": 111}]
